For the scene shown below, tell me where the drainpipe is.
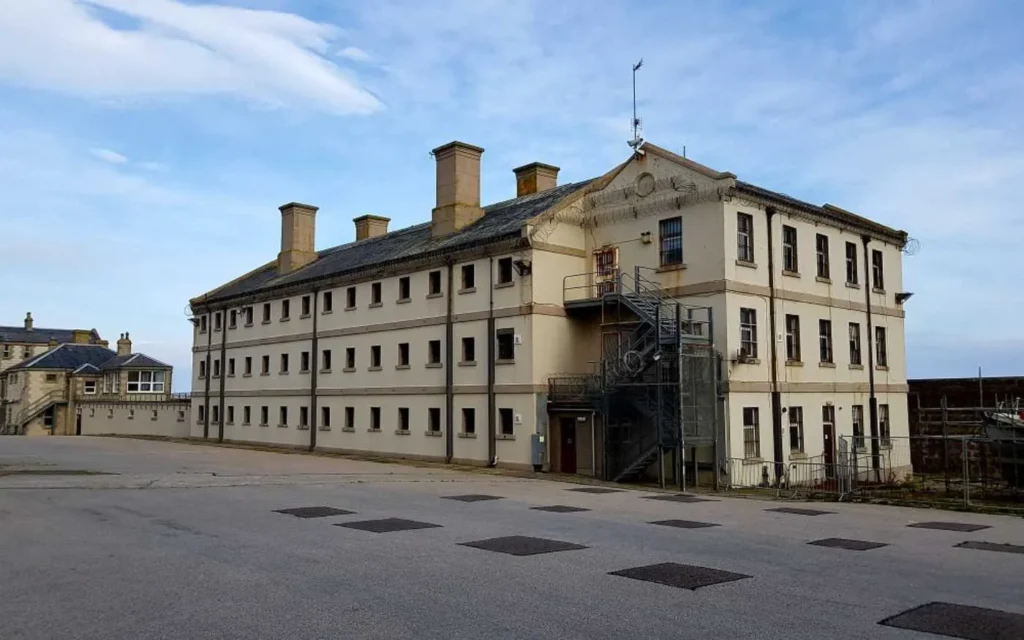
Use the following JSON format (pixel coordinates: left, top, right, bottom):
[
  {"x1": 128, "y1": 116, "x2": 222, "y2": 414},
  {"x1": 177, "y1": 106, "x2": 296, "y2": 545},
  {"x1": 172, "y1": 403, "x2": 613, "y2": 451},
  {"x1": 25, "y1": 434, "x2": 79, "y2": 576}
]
[
  {"x1": 765, "y1": 206, "x2": 783, "y2": 483},
  {"x1": 218, "y1": 310, "x2": 227, "y2": 443},
  {"x1": 309, "y1": 289, "x2": 319, "y2": 452},
  {"x1": 203, "y1": 313, "x2": 212, "y2": 439},
  {"x1": 487, "y1": 255, "x2": 497, "y2": 467},
  {"x1": 445, "y1": 259, "x2": 455, "y2": 463},
  {"x1": 861, "y1": 235, "x2": 880, "y2": 476}
]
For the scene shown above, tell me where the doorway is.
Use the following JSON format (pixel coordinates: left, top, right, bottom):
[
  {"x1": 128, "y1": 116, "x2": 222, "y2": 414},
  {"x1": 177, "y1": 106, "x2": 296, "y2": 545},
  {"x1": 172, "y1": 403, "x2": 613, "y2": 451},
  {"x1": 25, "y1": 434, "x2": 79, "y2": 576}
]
[
  {"x1": 76, "y1": 414, "x2": 82, "y2": 436},
  {"x1": 822, "y1": 423, "x2": 835, "y2": 477},
  {"x1": 559, "y1": 417, "x2": 577, "y2": 474}
]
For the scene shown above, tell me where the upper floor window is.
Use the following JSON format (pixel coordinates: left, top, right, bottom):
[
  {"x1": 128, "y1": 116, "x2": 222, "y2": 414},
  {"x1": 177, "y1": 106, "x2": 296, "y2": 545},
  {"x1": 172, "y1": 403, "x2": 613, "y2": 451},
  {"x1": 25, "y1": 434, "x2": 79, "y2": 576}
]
[
  {"x1": 871, "y1": 249, "x2": 885, "y2": 290},
  {"x1": 244, "y1": 306, "x2": 254, "y2": 326},
  {"x1": 429, "y1": 270, "x2": 442, "y2": 295},
  {"x1": 815, "y1": 234, "x2": 830, "y2": 279},
  {"x1": 84, "y1": 380, "x2": 97, "y2": 395},
  {"x1": 428, "y1": 340, "x2": 442, "y2": 365},
  {"x1": 323, "y1": 291, "x2": 333, "y2": 313},
  {"x1": 659, "y1": 217, "x2": 683, "y2": 266},
  {"x1": 214, "y1": 312, "x2": 222, "y2": 331},
  {"x1": 199, "y1": 315, "x2": 208, "y2": 333},
  {"x1": 281, "y1": 299, "x2": 291, "y2": 320},
  {"x1": 461, "y1": 264, "x2": 475, "y2": 290},
  {"x1": 398, "y1": 277, "x2": 411, "y2": 301},
  {"x1": 782, "y1": 225, "x2": 798, "y2": 273},
  {"x1": 128, "y1": 370, "x2": 165, "y2": 393},
  {"x1": 228, "y1": 309, "x2": 237, "y2": 329},
  {"x1": 371, "y1": 282, "x2": 382, "y2": 305},
  {"x1": 23, "y1": 346, "x2": 31, "y2": 358},
  {"x1": 875, "y1": 327, "x2": 888, "y2": 367},
  {"x1": 301, "y1": 295, "x2": 311, "y2": 317},
  {"x1": 848, "y1": 322, "x2": 862, "y2": 365},
  {"x1": 462, "y1": 337, "x2": 476, "y2": 363},
  {"x1": 262, "y1": 303, "x2": 271, "y2": 323},
  {"x1": 739, "y1": 308, "x2": 757, "y2": 359},
  {"x1": 346, "y1": 286, "x2": 356, "y2": 309},
  {"x1": 819, "y1": 319, "x2": 833, "y2": 363},
  {"x1": 496, "y1": 329, "x2": 515, "y2": 361},
  {"x1": 845, "y1": 242, "x2": 858, "y2": 285},
  {"x1": 737, "y1": 213, "x2": 755, "y2": 263},
  {"x1": 497, "y1": 257, "x2": 514, "y2": 284},
  {"x1": 785, "y1": 314, "x2": 800, "y2": 362},
  {"x1": 1, "y1": 345, "x2": 9, "y2": 358}
]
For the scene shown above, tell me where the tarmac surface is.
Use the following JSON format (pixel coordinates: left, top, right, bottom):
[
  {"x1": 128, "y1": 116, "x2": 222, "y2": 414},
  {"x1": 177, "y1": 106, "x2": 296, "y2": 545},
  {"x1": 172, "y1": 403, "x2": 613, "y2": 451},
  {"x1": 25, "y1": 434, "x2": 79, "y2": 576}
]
[{"x1": 2, "y1": 436, "x2": 1023, "y2": 639}]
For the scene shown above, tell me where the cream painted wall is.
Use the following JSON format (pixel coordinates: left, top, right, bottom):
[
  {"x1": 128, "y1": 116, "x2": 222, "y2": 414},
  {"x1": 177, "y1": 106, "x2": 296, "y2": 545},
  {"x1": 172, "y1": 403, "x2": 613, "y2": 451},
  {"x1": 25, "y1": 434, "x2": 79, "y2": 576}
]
[{"x1": 78, "y1": 402, "x2": 190, "y2": 438}]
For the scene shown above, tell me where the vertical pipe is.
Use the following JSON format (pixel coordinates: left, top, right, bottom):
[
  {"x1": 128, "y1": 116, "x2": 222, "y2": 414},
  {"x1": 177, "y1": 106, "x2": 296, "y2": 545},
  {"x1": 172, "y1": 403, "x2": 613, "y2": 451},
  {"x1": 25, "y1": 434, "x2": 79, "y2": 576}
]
[
  {"x1": 217, "y1": 310, "x2": 227, "y2": 443},
  {"x1": 676, "y1": 301, "x2": 685, "y2": 491},
  {"x1": 309, "y1": 290, "x2": 319, "y2": 452},
  {"x1": 710, "y1": 307, "x2": 720, "y2": 491},
  {"x1": 942, "y1": 394, "x2": 950, "y2": 493},
  {"x1": 861, "y1": 235, "x2": 880, "y2": 479},
  {"x1": 445, "y1": 260, "x2": 455, "y2": 463},
  {"x1": 765, "y1": 207, "x2": 783, "y2": 483},
  {"x1": 487, "y1": 255, "x2": 497, "y2": 466},
  {"x1": 655, "y1": 304, "x2": 664, "y2": 488},
  {"x1": 202, "y1": 313, "x2": 212, "y2": 439}
]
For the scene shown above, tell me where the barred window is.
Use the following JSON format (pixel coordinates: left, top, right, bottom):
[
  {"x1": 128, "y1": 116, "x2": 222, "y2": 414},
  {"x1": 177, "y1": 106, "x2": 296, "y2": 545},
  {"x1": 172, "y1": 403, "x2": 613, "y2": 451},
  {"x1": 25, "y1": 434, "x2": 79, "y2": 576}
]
[
  {"x1": 816, "y1": 234, "x2": 830, "y2": 279},
  {"x1": 819, "y1": 320, "x2": 833, "y2": 363},
  {"x1": 849, "y1": 323, "x2": 862, "y2": 365},
  {"x1": 737, "y1": 213, "x2": 754, "y2": 262},
  {"x1": 740, "y1": 308, "x2": 758, "y2": 359},
  {"x1": 782, "y1": 225, "x2": 798, "y2": 272},
  {"x1": 852, "y1": 405, "x2": 864, "y2": 450},
  {"x1": 743, "y1": 407, "x2": 760, "y2": 459},
  {"x1": 788, "y1": 406, "x2": 804, "y2": 452},
  {"x1": 659, "y1": 217, "x2": 683, "y2": 266}
]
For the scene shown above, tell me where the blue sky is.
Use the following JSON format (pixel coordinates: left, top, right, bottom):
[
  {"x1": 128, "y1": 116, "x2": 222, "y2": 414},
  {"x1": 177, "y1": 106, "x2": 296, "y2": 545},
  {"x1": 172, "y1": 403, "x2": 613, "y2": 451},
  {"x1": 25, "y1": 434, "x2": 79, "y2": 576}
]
[{"x1": 1, "y1": 0, "x2": 1022, "y2": 389}]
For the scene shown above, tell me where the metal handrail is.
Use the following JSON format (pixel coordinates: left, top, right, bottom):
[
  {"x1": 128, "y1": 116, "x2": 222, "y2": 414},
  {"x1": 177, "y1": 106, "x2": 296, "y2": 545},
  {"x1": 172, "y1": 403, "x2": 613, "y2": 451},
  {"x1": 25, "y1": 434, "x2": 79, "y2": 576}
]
[{"x1": 14, "y1": 389, "x2": 67, "y2": 426}]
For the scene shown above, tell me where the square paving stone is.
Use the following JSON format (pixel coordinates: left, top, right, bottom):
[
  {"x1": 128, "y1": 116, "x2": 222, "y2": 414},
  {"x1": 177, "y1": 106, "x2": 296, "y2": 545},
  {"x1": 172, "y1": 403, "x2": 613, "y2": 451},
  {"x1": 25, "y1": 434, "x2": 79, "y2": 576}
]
[
  {"x1": 274, "y1": 507, "x2": 355, "y2": 519},
  {"x1": 530, "y1": 505, "x2": 591, "y2": 513},
  {"x1": 609, "y1": 562, "x2": 750, "y2": 591},
  {"x1": 567, "y1": 487, "x2": 623, "y2": 494},
  {"x1": 643, "y1": 494, "x2": 718, "y2": 503},
  {"x1": 766, "y1": 507, "x2": 835, "y2": 516},
  {"x1": 879, "y1": 602, "x2": 1024, "y2": 639},
  {"x1": 460, "y1": 535, "x2": 588, "y2": 556},
  {"x1": 650, "y1": 519, "x2": 719, "y2": 529},
  {"x1": 443, "y1": 494, "x2": 504, "y2": 502},
  {"x1": 808, "y1": 538, "x2": 888, "y2": 551},
  {"x1": 955, "y1": 541, "x2": 1024, "y2": 554},
  {"x1": 334, "y1": 518, "x2": 441, "y2": 533},
  {"x1": 907, "y1": 521, "x2": 991, "y2": 532}
]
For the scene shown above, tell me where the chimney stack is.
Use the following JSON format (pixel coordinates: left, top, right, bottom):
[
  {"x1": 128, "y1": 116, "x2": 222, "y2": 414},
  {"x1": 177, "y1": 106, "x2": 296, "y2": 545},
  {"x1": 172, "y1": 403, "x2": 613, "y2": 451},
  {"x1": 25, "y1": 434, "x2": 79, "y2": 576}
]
[
  {"x1": 48, "y1": 337, "x2": 58, "y2": 348},
  {"x1": 71, "y1": 329, "x2": 92, "y2": 344},
  {"x1": 24, "y1": 312, "x2": 33, "y2": 330},
  {"x1": 513, "y1": 162, "x2": 559, "y2": 197},
  {"x1": 117, "y1": 332, "x2": 132, "y2": 357},
  {"x1": 278, "y1": 202, "x2": 319, "y2": 274},
  {"x1": 353, "y1": 215, "x2": 390, "y2": 241},
  {"x1": 431, "y1": 141, "x2": 484, "y2": 237}
]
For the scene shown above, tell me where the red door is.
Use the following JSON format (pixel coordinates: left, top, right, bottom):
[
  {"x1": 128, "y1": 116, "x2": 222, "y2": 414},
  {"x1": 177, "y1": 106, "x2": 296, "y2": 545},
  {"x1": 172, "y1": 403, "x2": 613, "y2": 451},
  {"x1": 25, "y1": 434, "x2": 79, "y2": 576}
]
[{"x1": 560, "y1": 417, "x2": 577, "y2": 474}]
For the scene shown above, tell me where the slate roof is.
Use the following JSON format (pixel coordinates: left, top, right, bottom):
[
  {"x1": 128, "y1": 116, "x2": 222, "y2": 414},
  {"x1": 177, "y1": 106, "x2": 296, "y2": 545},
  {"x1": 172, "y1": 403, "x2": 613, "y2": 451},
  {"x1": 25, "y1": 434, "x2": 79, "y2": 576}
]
[
  {"x1": 0, "y1": 326, "x2": 100, "y2": 345},
  {"x1": 192, "y1": 179, "x2": 594, "y2": 306},
  {"x1": 98, "y1": 353, "x2": 172, "y2": 371},
  {"x1": 6, "y1": 345, "x2": 171, "y2": 373}
]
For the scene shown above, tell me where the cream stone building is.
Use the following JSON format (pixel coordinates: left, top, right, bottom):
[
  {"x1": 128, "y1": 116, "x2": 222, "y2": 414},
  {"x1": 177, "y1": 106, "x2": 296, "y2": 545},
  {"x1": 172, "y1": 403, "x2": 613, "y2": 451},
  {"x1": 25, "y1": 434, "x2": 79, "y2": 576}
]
[
  {"x1": 188, "y1": 140, "x2": 909, "y2": 485},
  {"x1": 1, "y1": 323, "x2": 190, "y2": 438}
]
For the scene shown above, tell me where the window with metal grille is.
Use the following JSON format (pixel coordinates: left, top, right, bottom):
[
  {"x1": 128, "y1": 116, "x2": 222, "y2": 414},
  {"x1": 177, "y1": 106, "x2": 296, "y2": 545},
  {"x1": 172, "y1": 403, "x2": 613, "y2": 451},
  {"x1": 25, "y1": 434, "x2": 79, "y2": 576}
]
[
  {"x1": 737, "y1": 213, "x2": 754, "y2": 262},
  {"x1": 788, "y1": 406, "x2": 804, "y2": 452},
  {"x1": 782, "y1": 225, "x2": 798, "y2": 272},
  {"x1": 852, "y1": 405, "x2": 864, "y2": 450},
  {"x1": 872, "y1": 250, "x2": 884, "y2": 290},
  {"x1": 743, "y1": 407, "x2": 760, "y2": 459},
  {"x1": 785, "y1": 314, "x2": 801, "y2": 361},
  {"x1": 819, "y1": 319, "x2": 833, "y2": 363},
  {"x1": 848, "y1": 323, "x2": 862, "y2": 365},
  {"x1": 659, "y1": 217, "x2": 683, "y2": 266},
  {"x1": 875, "y1": 327, "x2": 888, "y2": 366},
  {"x1": 879, "y1": 404, "x2": 890, "y2": 447},
  {"x1": 739, "y1": 308, "x2": 757, "y2": 358},
  {"x1": 845, "y1": 242, "x2": 858, "y2": 284}
]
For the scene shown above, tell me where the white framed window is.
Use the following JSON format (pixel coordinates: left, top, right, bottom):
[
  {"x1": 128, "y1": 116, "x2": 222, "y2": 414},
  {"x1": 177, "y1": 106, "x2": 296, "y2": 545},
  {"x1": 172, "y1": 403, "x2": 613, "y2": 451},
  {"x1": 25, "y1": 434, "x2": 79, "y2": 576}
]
[
  {"x1": 739, "y1": 308, "x2": 758, "y2": 358},
  {"x1": 788, "y1": 406, "x2": 804, "y2": 452},
  {"x1": 127, "y1": 370, "x2": 165, "y2": 393},
  {"x1": 879, "y1": 404, "x2": 891, "y2": 448},
  {"x1": 84, "y1": 381, "x2": 97, "y2": 395},
  {"x1": 743, "y1": 407, "x2": 760, "y2": 459}
]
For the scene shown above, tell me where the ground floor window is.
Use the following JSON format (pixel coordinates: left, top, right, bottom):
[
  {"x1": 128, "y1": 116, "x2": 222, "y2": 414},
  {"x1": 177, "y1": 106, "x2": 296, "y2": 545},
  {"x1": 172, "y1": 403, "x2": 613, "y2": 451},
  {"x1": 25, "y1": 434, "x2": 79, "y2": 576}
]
[
  {"x1": 788, "y1": 406, "x2": 804, "y2": 453},
  {"x1": 852, "y1": 405, "x2": 865, "y2": 450},
  {"x1": 879, "y1": 404, "x2": 890, "y2": 448},
  {"x1": 742, "y1": 407, "x2": 760, "y2": 459}
]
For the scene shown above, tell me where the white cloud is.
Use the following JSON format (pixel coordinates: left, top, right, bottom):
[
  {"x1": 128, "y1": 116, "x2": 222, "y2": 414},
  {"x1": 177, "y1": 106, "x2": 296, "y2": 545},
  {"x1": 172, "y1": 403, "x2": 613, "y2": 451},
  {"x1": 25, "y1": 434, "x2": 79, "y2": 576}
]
[
  {"x1": 0, "y1": 0, "x2": 381, "y2": 115},
  {"x1": 89, "y1": 147, "x2": 128, "y2": 164},
  {"x1": 338, "y1": 46, "x2": 371, "y2": 62},
  {"x1": 139, "y1": 161, "x2": 168, "y2": 172}
]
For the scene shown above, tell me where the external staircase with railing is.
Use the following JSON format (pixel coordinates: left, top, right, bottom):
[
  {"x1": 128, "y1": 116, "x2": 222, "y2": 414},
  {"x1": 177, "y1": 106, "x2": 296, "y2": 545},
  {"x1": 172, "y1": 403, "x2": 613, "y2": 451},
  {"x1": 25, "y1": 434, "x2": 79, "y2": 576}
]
[{"x1": 2, "y1": 390, "x2": 67, "y2": 434}]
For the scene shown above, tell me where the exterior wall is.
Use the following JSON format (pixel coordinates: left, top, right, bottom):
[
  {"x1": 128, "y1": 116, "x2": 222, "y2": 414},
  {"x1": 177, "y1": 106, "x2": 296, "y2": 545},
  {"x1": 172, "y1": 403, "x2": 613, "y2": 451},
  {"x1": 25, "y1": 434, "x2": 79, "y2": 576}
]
[
  {"x1": 78, "y1": 401, "x2": 191, "y2": 438},
  {"x1": 0, "y1": 343, "x2": 41, "y2": 375}
]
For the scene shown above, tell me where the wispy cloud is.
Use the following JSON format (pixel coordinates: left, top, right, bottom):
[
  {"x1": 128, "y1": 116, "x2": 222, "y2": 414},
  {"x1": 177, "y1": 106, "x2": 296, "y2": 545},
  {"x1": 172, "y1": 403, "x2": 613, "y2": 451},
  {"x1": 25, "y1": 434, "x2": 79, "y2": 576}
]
[
  {"x1": 89, "y1": 147, "x2": 128, "y2": 164},
  {"x1": 338, "y1": 46, "x2": 371, "y2": 62},
  {"x1": 0, "y1": 0, "x2": 382, "y2": 115}
]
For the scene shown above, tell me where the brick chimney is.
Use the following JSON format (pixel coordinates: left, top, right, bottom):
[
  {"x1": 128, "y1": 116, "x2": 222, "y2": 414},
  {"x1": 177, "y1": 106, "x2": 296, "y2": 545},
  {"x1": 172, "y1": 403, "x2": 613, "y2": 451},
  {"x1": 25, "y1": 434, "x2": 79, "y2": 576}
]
[
  {"x1": 431, "y1": 141, "x2": 484, "y2": 237},
  {"x1": 513, "y1": 162, "x2": 559, "y2": 197},
  {"x1": 353, "y1": 215, "x2": 390, "y2": 241},
  {"x1": 278, "y1": 202, "x2": 319, "y2": 274},
  {"x1": 24, "y1": 312, "x2": 33, "y2": 330},
  {"x1": 117, "y1": 332, "x2": 132, "y2": 357}
]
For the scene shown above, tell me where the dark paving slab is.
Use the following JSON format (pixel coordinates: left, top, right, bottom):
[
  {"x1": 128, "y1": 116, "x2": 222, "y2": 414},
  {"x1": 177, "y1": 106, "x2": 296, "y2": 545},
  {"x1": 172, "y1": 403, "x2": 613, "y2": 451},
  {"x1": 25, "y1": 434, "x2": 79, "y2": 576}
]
[
  {"x1": 879, "y1": 602, "x2": 1024, "y2": 639},
  {"x1": 643, "y1": 494, "x2": 718, "y2": 503},
  {"x1": 809, "y1": 538, "x2": 888, "y2": 551},
  {"x1": 610, "y1": 562, "x2": 751, "y2": 591},
  {"x1": 766, "y1": 507, "x2": 835, "y2": 516},
  {"x1": 650, "y1": 519, "x2": 719, "y2": 529},
  {"x1": 334, "y1": 518, "x2": 441, "y2": 533},
  {"x1": 955, "y1": 541, "x2": 1024, "y2": 554},
  {"x1": 908, "y1": 521, "x2": 991, "y2": 532},
  {"x1": 460, "y1": 535, "x2": 588, "y2": 556},
  {"x1": 530, "y1": 505, "x2": 591, "y2": 513},
  {"x1": 443, "y1": 494, "x2": 504, "y2": 502},
  {"x1": 273, "y1": 507, "x2": 355, "y2": 519},
  {"x1": 566, "y1": 487, "x2": 623, "y2": 494}
]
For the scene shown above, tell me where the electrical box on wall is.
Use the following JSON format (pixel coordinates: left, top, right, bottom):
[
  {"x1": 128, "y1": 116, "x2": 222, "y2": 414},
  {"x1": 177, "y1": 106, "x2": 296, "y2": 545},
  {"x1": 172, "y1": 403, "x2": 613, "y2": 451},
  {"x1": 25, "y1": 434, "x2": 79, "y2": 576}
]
[
  {"x1": 514, "y1": 413, "x2": 523, "y2": 424},
  {"x1": 513, "y1": 334, "x2": 523, "y2": 345}
]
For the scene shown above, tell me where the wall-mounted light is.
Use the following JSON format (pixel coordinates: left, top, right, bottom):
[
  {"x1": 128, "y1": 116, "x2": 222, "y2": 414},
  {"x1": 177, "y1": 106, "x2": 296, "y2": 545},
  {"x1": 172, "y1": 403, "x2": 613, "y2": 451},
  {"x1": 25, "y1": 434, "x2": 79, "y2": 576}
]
[{"x1": 640, "y1": 231, "x2": 653, "y2": 245}]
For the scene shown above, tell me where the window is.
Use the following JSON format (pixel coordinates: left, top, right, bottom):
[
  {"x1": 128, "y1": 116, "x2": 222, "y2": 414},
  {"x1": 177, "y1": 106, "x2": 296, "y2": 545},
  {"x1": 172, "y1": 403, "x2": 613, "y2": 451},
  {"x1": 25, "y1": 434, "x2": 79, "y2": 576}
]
[
  {"x1": 300, "y1": 351, "x2": 310, "y2": 373},
  {"x1": 346, "y1": 286, "x2": 356, "y2": 309},
  {"x1": 177, "y1": 410, "x2": 184, "y2": 422},
  {"x1": 782, "y1": 225, "x2": 798, "y2": 272},
  {"x1": 281, "y1": 299, "x2": 290, "y2": 320},
  {"x1": 200, "y1": 315, "x2": 208, "y2": 333},
  {"x1": 496, "y1": 329, "x2": 515, "y2": 361},
  {"x1": 127, "y1": 370, "x2": 165, "y2": 393},
  {"x1": 323, "y1": 291, "x2": 333, "y2": 313},
  {"x1": 299, "y1": 406, "x2": 309, "y2": 428},
  {"x1": 398, "y1": 343, "x2": 410, "y2": 367},
  {"x1": 852, "y1": 405, "x2": 864, "y2": 450},
  {"x1": 879, "y1": 404, "x2": 891, "y2": 447},
  {"x1": 428, "y1": 407, "x2": 441, "y2": 433},
  {"x1": 785, "y1": 314, "x2": 801, "y2": 362},
  {"x1": 244, "y1": 306, "x2": 254, "y2": 326},
  {"x1": 398, "y1": 407, "x2": 409, "y2": 432},
  {"x1": 345, "y1": 406, "x2": 355, "y2": 429},
  {"x1": 499, "y1": 408, "x2": 514, "y2": 436},
  {"x1": 815, "y1": 234, "x2": 830, "y2": 279},
  {"x1": 211, "y1": 406, "x2": 219, "y2": 424},
  {"x1": 198, "y1": 360, "x2": 206, "y2": 379},
  {"x1": 198, "y1": 405, "x2": 206, "y2": 422},
  {"x1": 262, "y1": 303, "x2": 271, "y2": 323},
  {"x1": 227, "y1": 405, "x2": 235, "y2": 425},
  {"x1": 371, "y1": 282, "x2": 382, "y2": 305},
  {"x1": 872, "y1": 250, "x2": 884, "y2": 290},
  {"x1": 370, "y1": 345, "x2": 381, "y2": 368},
  {"x1": 370, "y1": 406, "x2": 381, "y2": 430},
  {"x1": 260, "y1": 406, "x2": 269, "y2": 426},
  {"x1": 322, "y1": 349, "x2": 332, "y2": 371},
  {"x1": 213, "y1": 359, "x2": 221, "y2": 378},
  {"x1": 659, "y1": 217, "x2": 683, "y2": 266},
  {"x1": 229, "y1": 309, "x2": 237, "y2": 329},
  {"x1": 243, "y1": 406, "x2": 251, "y2": 425},
  {"x1": 461, "y1": 264, "x2": 475, "y2": 290},
  {"x1": 497, "y1": 257, "x2": 514, "y2": 284},
  {"x1": 429, "y1": 270, "x2": 442, "y2": 295},
  {"x1": 737, "y1": 213, "x2": 754, "y2": 263},
  {"x1": 321, "y1": 406, "x2": 331, "y2": 429},
  {"x1": 428, "y1": 340, "x2": 441, "y2": 365},
  {"x1": 822, "y1": 404, "x2": 835, "y2": 445},
  {"x1": 261, "y1": 355, "x2": 270, "y2": 375},
  {"x1": 214, "y1": 312, "x2": 222, "y2": 331},
  {"x1": 45, "y1": 373, "x2": 58, "y2": 383},
  {"x1": 280, "y1": 353, "x2": 289, "y2": 374},
  {"x1": 462, "y1": 407, "x2": 476, "y2": 434},
  {"x1": 743, "y1": 407, "x2": 760, "y2": 459},
  {"x1": 23, "y1": 346, "x2": 32, "y2": 359},
  {"x1": 819, "y1": 320, "x2": 833, "y2": 363},
  {"x1": 84, "y1": 380, "x2": 97, "y2": 395},
  {"x1": 301, "y1": 295, "x2": 311, "y2": 317},
  {"x1": 788, "y1": 406, "x2": 804, "y2": 452},
  {"x1": 739, "y1": 308, "x2": 757, "y2": 359},
  {"x1": 228, "y1": 358, "x2": 236, "y2": 376},
  {"x1": 1, "y1": 345, "x2": 9, "y2": 358},
  {"x1": 345, "y1": 347, "x2": 355, "y2": 369},
  {"x1": 462, "y1": 337, "x2": 475, "y2": 363},
  {"x1": 279, "y1": 406, "x2": 288, "y2": 427},
  {"x1": 103, "y1": 373, "x2": 113, "y2": 393},
  {"x1": 849, "y1": 323, "x2": 862, "y2": 365},
  {"x1": 398, "y1": 276, "x2": 411, "y2": 301},
  {"x1": 244, "y1": 356, "x2": 252, "y2": 376},
  {"x1": 845, "y1": 242, "x2": 858, "y2": 284},
  {"x1": 875, "y1": 327, "x2": 888, "y2": 367}
]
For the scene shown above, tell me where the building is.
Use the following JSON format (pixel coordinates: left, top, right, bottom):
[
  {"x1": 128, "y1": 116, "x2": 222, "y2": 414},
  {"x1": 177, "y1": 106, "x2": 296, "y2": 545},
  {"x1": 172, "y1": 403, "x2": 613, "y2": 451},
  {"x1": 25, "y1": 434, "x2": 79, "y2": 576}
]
[
  {"x1": 1, "y1": 326, "x2": 190, "y2": 437},
  {"x1": 188, "y1": 140, "x2": 910, "y2": 485}
]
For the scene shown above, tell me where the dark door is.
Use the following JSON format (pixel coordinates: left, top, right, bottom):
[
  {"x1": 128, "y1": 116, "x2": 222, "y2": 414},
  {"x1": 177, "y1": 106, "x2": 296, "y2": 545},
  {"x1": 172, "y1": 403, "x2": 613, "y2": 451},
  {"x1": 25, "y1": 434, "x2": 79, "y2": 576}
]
[
  {"x1": 822, "y1": 423, "x2": 835, "y2": 477},
  {"x1": 560, "y1": 417, "x2": 577, "y2": 474},
  {"x1": 75, "y1": 414, "x2": 82, "y2": 436}
]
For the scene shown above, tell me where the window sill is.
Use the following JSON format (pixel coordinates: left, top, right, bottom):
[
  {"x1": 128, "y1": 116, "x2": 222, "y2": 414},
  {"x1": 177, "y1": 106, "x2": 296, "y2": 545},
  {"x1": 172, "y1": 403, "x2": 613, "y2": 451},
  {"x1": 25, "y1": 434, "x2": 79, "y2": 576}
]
[
  {"x1": 277, "y1": 424, "x2": 288, "y2": 429},
  {"x1": 849, "y1": 364, "x2": 864, "y2": 370},
  {"x1": 395, "y1": 364, "x2": 410, "y2": 370},
  {"x1": 425, "y1": 430, "x2": 443, "y2": 437},
  {"x1": 259, "y1": 423, "x2": 269, "y2": 428},
  {"x1": 493, "y1": 281, "x2": 514, "y2": 289},
  {"x1": 197, "y1": 376, "x2": 206, "y2": 380},
  {"x1": 228, "y1": 325, "x2": 237, "y2": 331},
  {"x1": 214, "y1": 328, "x2": 222, "y2": 333},
  {"x1": 341, "y1": 427, "x2": 355, "y2": 433},
  {"x1": 297, "y1": 424, "x2": 309, "y2": 431},
  {"x1": 227, "y1": 373, "x2": 235, "y2": 378},
  {"x1": 396, "y1": 298, "x2": 411, "y2": 305},
  {"x1": 785, "y1": 360, "x2": 803, "y2": 367},
  {"x1": 458, "y1": 287, "x2": 476, "y2": 295},
  {"x1": 321, "y1": 309, "x2": 333, "y2": 315},
  {"x1": 212, "y1": 374, "x2": 221, "y2": 379},
  {"x1": 320, "y1": 369, "x2": 332, "y2": 374},
  {"x1": 241, "y1": 422, "x2": 250, "y2": 427},
  {"x1": 789, "y1": 451, "x2": 807, "y2": 460},
  {"x1": 199, "y1": 330, "x2": 208, "y2": 335},
  {"x1": 367, "y1": 428, "x2": 381, "y2": 433},
  {"x1": 425, "y1": 362, "x2": 443, "y2": 369},
  {"x1": 872, "y1": 288, "x2": 886, "y2": 295},
  {"x1": 741, "y1": 457, "x2": 763, "y2": 465},
  {"x1": 368, "y1": 366, "x2": 382, "y2": 372},
  {"x1": 299, "y1": 369, "x2": 310, "y2": 375},
  {"x1": 343, "y1": 367, "x2": 356, "y2": 373},
  {"x1": 345, "y1": 306, "x2": 357, "y2": 312},
  {"x1": 656, "y1": 263, "x2": 687, "y2": 273},
  {"x1": 876, "y1": 365, "x2": 890, "y2": 371},
  {"x1": 279, "y1": 371, "x2": 289, "y2": 376},
  {"x1": 495, "y1": 359, "x2": 515, "y2": 366},
  {"x1": 845, "y1": 282, "x2": 860, "y2": 290},
  {"x1": 369, "y1": 303, "x2": 383, "y2": 309},
  {"x1": 735, "y1": 259, "x2": 758, "y2": 269},
  {"x1": 815, "y1": 276, "x2": 832, "y2": 284},
  {"x1": 299, "y1": 314, "x2": 311, "y2": 320},
  {"x1": 426, "y1": 292, "x2": 444, "y2": 299},
  {"x1": 260, "y1": 372, "x2": 270, "y2": 377},
  {"x1": 225, "y1": 421, "x2": 233, "y2": 426},
  {"x1": 782, "y1": 270, "x2": 801, "y2": 278},
  {"x1": 280, "y1": 317, "x2": 291, "y2": 322},
  {"x1": 496, "y1": 433, "x2": 515, "y2": 440},
  {"x1": 261, "y1": 320, "x2": 271, "y2": 325},
  {"x1": 244, "y1": 323, "x2": 254, "y2": 328},
  {"x1": 459, "y1": 361, "x2": 477, "y2": 367},
  {"x1": 395, "y1": 429, "x2": 410, "y2": 436},
  {"x1": 819, "y1": 361, "x2": 836, "y2": 368},
  {"x1": 242, "y1": 373, "x2": 252, "y2": 378},
  {"x1": 458, "y1": 432, "x2": 477, "y2": 439},
  {"x1": 318, "y1": 426, "x2": 330, "y2": 431},
  {"x1": 736, "y1": 357, "x2": 761, "y2": 365}
]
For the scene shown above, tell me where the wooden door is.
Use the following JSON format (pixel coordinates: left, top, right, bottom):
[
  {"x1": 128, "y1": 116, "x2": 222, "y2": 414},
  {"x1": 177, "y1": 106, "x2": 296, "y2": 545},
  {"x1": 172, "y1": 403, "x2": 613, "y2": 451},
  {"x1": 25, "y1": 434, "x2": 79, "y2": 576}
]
[{"x1": 560, "y1": 417, "x2": 577, "y2": 474}]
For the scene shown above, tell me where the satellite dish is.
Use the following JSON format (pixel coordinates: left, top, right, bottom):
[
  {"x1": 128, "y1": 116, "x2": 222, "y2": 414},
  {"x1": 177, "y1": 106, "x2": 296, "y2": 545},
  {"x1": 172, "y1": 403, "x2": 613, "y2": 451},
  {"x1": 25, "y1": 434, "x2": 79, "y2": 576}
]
[{"x1": 902, "y1": 237, "x2": 921, "y2": 256}]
